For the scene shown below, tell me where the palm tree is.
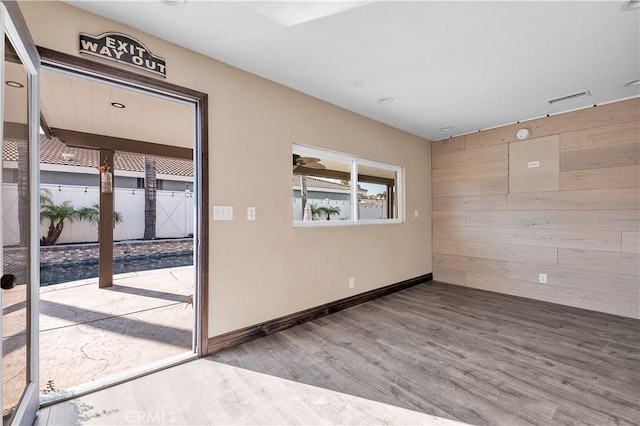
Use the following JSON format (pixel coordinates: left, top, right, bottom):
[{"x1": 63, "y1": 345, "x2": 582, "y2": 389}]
[
  {"x1": 40, "y1": 188, "x2": 54, "y2": 208},
  {"x1": 77, "y1": 202, "x2": 124, "y2": 228},
  {"x1": 40, "y1": 189, "x2": 80, "y2": 246},
  {"x1": 299, "y1": 175, "x2": 308, "y2": 220},
  {"x1": 17, "y1": 140, "x2": 29, "y2": 246},
  {"x1": 310, "y1": 203, "x2": 341, "y2": 221},
  {"x1": 143, "y1": 157, "x2": 157, "y2": 240}
]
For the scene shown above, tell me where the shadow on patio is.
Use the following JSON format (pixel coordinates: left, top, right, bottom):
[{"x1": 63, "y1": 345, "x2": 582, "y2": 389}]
[{"x1": 38, "y1": 265, "x2": 194, "y2": 395}]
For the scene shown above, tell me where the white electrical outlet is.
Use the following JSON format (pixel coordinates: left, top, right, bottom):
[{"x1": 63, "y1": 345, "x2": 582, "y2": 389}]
[
  {"x1": 539, "y1": 273, "x2": 547, "y2": 284},
  {"x1": 528, "y1": 161, "x2": 540, "y2": 168},
  {"x1": 414, "y1": 209, "x2": 419, "y2": 218},
  {"x1": 247, "y1": 207, "x2": 256, "y2": 221},
  {"x1": 349, "y1": 278, "x2": 355, "y2": 289}
]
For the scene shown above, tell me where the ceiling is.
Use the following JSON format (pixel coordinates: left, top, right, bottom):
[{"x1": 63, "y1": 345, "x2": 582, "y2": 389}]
[
  {"x1": 4, "y1": 61, "x2": 28, "y2": 125},
  {"x1": 5, "y1": 40, "x2": 194, "y2": 150},
  {"x1": 40, "y1": 68, "x2": 194, "y2": 149},
  {"x1": 57, "y1": 1, "x2": 640, "y2": 141}
]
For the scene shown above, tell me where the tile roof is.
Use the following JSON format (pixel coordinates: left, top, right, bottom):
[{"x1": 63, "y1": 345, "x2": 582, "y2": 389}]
[
  {"x1": 292, "y1": 176, "x2": 351, "y2": 191},
  {"x1": 4, "y1": 138, "x2": 366, "y2": 192},
  {"x1": 292, "y1": 176, "x2": 368, "y2": 194},
  {"x1": 3, "y1": 140, "x2": 18, "y2": 161},
  {"x1": 3, "y1": 136, "x2": 193, "y2": 177}
]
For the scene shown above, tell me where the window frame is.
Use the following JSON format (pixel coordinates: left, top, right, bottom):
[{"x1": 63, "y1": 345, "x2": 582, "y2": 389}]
[{"x1": 292, "y1": 144, "x2": 404, "y2": 227}]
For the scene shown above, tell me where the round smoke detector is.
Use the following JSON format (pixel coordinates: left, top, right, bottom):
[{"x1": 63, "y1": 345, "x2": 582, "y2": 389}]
[{"x1": 516, "y1": 128, "x2": 530, "y2": 140}]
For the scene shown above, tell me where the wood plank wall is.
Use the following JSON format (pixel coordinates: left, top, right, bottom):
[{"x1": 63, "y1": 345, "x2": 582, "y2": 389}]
[{"x1": 432, "y1": 98, "x2": 640, "y2": 319}]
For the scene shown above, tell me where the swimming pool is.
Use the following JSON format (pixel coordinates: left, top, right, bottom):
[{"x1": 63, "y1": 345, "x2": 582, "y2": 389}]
[{"x1": 40, "y1": 252, "x2": 194, "y2": 286}]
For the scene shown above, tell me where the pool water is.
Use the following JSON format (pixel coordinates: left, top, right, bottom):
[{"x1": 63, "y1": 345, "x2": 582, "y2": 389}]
[{"x1": 40, "y1": 252, "x2": 194, "y2": 286}]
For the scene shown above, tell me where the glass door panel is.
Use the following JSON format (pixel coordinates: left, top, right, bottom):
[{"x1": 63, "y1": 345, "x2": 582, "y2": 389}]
[{"x1": 2, "y1": 33, "x2": 30, "y2": 425}]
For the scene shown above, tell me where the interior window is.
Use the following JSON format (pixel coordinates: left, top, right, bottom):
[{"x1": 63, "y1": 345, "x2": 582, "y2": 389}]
[
  {"x1": 293, "y1": 145, "x2": 402, "y2": 226},
  {"x1": 292, "y1": 152, "x2": 352, "y2": 222},
  {"x1": 357, "y1": 162, "x2": 398, "y2": 221}
]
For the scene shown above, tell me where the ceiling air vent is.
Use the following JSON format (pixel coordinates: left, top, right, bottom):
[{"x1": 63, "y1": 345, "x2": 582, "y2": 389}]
[{"x1": 547, "y1": 90, "x2": 591, "y2": 105}]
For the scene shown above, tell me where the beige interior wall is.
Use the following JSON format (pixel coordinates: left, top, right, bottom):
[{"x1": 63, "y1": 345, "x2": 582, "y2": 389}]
[
  {"x1": 432, "y1": 98, "x2": 639, "y2": 319},
  {"x1": 19, "y1": 1, "x2": 433, "y2": 336}
]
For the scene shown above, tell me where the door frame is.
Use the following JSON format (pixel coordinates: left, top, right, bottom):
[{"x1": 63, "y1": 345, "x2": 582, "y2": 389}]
[
  {"x1": 1, "y1": 1, "x2": 41, "y2": 425},
  {"x1": 36, "y1": 46, "x2": 210, "y2": 359}
]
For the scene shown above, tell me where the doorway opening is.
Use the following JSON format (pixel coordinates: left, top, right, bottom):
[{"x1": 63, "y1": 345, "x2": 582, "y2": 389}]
[
  {"x1": 37, "y1": 146, "x2": 195, "y2": 397},
  {"x1": 34, "y1": 49, "x2": 208, "y2": 403}
]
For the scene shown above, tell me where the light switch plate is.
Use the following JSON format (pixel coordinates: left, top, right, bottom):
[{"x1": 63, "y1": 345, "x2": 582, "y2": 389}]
[
  {"x1": 247, "y1": 207, "x2": 256, "y2": 221},
  {"x1": 213, "y1": 205, "x2": 233, "y2": 221}
]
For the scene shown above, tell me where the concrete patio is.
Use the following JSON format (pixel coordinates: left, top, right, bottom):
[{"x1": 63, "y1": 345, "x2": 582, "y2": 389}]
[{"x1": 38, "y1": 265, "x2": 194, "y2": 396}]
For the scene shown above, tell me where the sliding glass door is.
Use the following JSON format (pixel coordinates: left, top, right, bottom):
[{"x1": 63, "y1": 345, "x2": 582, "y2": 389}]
[{"x1": 1, "y1": 3, "x2": 40, "y2": 425}]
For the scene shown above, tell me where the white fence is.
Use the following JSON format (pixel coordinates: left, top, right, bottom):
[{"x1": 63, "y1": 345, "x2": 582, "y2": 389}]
[
  {"x1": 2, "y1": 183, "x2": 194, "y2": 246},
  {"x1": 292, "y1": 198, "x2": 385, "y2": 221}
]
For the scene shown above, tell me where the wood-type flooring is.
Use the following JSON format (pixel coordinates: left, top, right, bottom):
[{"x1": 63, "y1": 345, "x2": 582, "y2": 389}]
[
  {"x1": 38, "y1": 281, "x2": 639, "y2": 425},
  {"x1": 211, "y1": 281, "x2": 640, "y2": 425}
]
